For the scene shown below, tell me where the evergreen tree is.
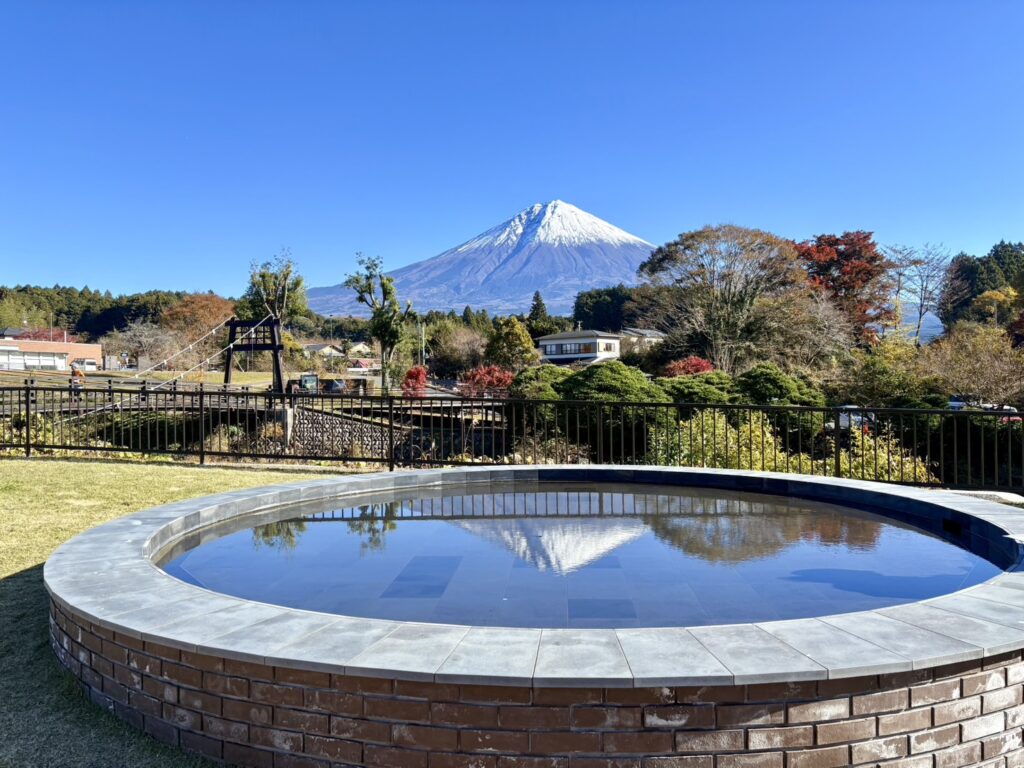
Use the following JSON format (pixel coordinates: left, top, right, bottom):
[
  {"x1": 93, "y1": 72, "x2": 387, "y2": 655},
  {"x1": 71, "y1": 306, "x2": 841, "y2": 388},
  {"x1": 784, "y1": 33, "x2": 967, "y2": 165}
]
[{"x1": 528, "y1": 291, "x2": 549, "y2": 323}]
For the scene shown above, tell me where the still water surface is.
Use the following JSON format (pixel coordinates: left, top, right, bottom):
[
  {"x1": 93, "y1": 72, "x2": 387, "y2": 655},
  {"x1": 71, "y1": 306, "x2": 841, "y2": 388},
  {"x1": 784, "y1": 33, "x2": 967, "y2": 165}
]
[{"x1": 160, "y1": 483, "x2": 999, "y2": 628}]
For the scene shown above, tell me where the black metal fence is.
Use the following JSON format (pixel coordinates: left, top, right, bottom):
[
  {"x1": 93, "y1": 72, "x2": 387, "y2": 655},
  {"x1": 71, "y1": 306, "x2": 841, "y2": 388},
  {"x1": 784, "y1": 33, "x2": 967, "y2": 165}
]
[{"x1": 3, "y1": 380, "x2": 1023, "y2": 491}]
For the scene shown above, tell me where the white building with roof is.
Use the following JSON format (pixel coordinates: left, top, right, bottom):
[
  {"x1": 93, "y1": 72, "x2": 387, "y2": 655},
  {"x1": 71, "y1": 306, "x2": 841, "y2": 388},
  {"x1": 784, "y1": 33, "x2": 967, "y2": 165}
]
[{"x1": 536, "y1": 329, "x2": 621, "y2": 365}]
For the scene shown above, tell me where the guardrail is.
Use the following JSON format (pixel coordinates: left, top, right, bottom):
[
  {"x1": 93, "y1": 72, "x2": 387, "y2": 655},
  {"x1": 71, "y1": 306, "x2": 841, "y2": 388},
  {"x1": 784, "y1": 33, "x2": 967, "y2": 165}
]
[{"x1": 2, "y1": 381, "x2": 1022, "y2": 491}]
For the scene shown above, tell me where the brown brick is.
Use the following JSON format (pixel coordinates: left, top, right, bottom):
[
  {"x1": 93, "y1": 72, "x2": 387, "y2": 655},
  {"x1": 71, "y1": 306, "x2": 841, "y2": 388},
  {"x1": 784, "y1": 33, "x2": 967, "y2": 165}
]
[
  {"x1": 880, "y1": 670, "x2": 934, "y2": 689},
  {"x1": 303, "y1": 687, "x2": 362, "y2": 715},
  {"x1": 602, "y1": 688, "x2": 673, "y2": 705},
  {"x1": 850, "y1": 735, "x2": 908, "y2": 763},
  {"x1": 985, "y1": 686, "x2": 1024, "y2": 714},
  {"x1": 964, "y1": 671, "x2": 1007, "y2": 696},
  {"x1": 224, "y1": 742, "x2": 273, "y2": 768},
  {"x1": 911, "y1": 679, "x2": 961, "y2": 707},
  {"x1": 573, "y1": 707, "x2": 642, "y2": 730},
  {"x1": 431, "y1": 702, "x2": 499, "y2": 728},
  {"x1": 674, "y1": 687, "x2": 744, "y2": 705},
  {"x1": 330, "y1": 715, "x2": 391, "y2": 743},
  {"x1": 1008, "y1": 704, "x2": 1024, "y2": 728},
  {"x1": 1008, "y1": 747, "x2": 1024, "y2": 768},
  {"x1": 252, "y1": 725, "x2": 304, "y2": 752},
  {"x1": 143, "y1": 641, "x2": 181, "y2": 662},
  {"x1": 1007, "y1": 663, "x2": 1024, "y2": 686},
  {"x1": 163, "y1": 703, "x2": 202, "y2": 730},
  {"x1": 178, "y1": 689, "x2": 221, "y2": 716},
  {"x1": 128, "y1": 691, "x2": 163, "y2": 718},
  {"x1": 934, "y1": 696, "x2": 982, "y2": 726},
  {"x1": 180, "y1": 650, "x2": 223, "y2": 672},
  {"x1": 878, "y1": 707, "x2": 932, "y2": 735},
  {"x1": 787, "y1": 698, "x2": 850, "y2": 724},
  {"x1": 674, "y1": 730, "x2": 744, "y2": 753},
  {"x1": 642, "y1": 758, "x2": 713, "y2": 768},
  {"x1": 332, "y1": 674, "x2": 394, "y2": 695},
  {"x1": 747, "y1": 681, "x2": 820, "y2": 702},
  {"x1": 205, "y1": 672, "x2": 249, "y2": 698},
  {"x1": 274, "y1": 754, "x2": 330, "y2": 768},
  {"x1": 962, "y1": 712, "x2": 1007, "y2": 741},
  {"x1": 203, "y1": 714, "x2": 249, "y2": 742},
  {"x1": 643, "y1": 705, "x2": 714, "y2": 729},
  {"x1": 180, "y1": 730, "x2": 223, "y2": 760},
  {"x1": 251, "y1": 681, "x2": 304, "y2": 707},
  {"x1": 984, "y1": 729, "x2": 1024, "y2": 759},
  {"x1": 274, "y1": 666, "x2": 331, "y2": 688},
  {"x1": 934, "y1": 741, "x2": 982, "y2": 768},
  {"x1": 393, "y1": 724, "x2": 459, "y2": 751},
  {"x1": 366, "y1": 697, "x2": 431, "y2": 723},
  {"x1": 716, "y1": 704, "x2": 784, "y2": 728},
  {"x1": 816, "y1": 716, "x2": 876, "y2": 745},
  {"x1": 816, "y1": 677, "x2": 878, "y2": 697},
  {"x1": 222, "y1": 699, "x2": 272, "y2": 726},
  {"x1": 532, "y1": 731, "x2": 602, "y2": 754},
  {"x1": 142, "y1": 676, "x2": 177, "y2": 703},
  {"x1": 462, "y1": 728, "x2": 530, "y2": 753},
  {"x1": 103, "y1": 678, "x2": 129, "y2": 706},
  {"x1": 461, "y1": 685, "x2": 532, "y2": 704},
  {"x1": 430, "y1": 754, "x2": 499, "y2": 768},
  {"x1": 112, "y1": 663, "x2": 141, "y2": 690},
  {"x1": 854, "y1": 688, "x2": 910, "y2": 716},
  {"x1": 365, "y1": 744, "x2": 429, "y2": 768},
  {"x1": 499, "y1": 706, "x2": 570, "y2": 729},
  {"x1": 569, "y1": 759, "x2": 640, "y2": 768},
  {"x1": 603, "y1": 731, "x2": 672, "y2": 754},
  {"x1": 715, "y1": 755, "x2": 782, "y2": 768},
  {"x1": 495, "y1": 759, "x2": 569, "y2": 768},
  {"x1": 909, "y1": 724, "x2": 960, "y2": 754},
  {"x1": 785, "y1": 745, "x2": 849, "y2": 768},
  {"x1": 224, "y1": 658, "x2": 275, "y2": 681},
  {"x1": 115, "y1": 632, "x2": 146, "y2": 651},
  {"x1": 162, "y1": 662, "x2": 202, "y2": 689},
  {"x1": 143, "y1": 715, "x2": 179, "y2": 746},
  {"x1": 274, "y1": 707, "x2": 329, "y2": 734},
  {"x1": 396, "y1": 679, "x2": 461, "y2": 701},
  {"x1": 305, "y1": 734, "x2": 363, "y2": 763},
  {"x1": 747, "y1": 726, "x2": 813, "y2": 750},
  {"x1": 101, "y1": 639, "x2": 129, "y2": 666}
]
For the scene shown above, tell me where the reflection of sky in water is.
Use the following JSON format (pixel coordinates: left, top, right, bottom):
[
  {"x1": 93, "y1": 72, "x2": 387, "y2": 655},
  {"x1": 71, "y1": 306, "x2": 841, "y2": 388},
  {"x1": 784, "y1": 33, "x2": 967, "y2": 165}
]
[{"x1": 161, "y1": 484, "x2": 1000, "y2": 628}]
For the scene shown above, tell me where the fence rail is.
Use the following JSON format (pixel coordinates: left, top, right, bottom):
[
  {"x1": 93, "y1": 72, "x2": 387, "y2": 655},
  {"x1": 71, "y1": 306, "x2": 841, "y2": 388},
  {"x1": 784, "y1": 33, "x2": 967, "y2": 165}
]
[{"x1": 3, "y1": 381, "x2": 1022, "y2": 491}]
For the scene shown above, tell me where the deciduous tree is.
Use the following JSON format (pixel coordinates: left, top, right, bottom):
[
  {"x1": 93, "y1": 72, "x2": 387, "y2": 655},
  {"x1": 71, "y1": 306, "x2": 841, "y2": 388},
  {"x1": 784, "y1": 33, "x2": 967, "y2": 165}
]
[
  {"x1": 484, "y1": 316, "x2": 538, "y2": 371},
  {"x1": 795, "y1": 231, "x2": 894, "y2": 342},
  {"x1": 344, "y1": 254, "x2": 413, "y2": 390}
]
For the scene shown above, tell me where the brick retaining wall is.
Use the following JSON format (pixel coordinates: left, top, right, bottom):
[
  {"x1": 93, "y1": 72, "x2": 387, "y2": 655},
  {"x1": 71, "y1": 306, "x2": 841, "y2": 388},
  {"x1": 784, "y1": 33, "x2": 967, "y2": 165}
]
[{"x1": 52, "y1": 599, "x2": 1024, "y2": 768}]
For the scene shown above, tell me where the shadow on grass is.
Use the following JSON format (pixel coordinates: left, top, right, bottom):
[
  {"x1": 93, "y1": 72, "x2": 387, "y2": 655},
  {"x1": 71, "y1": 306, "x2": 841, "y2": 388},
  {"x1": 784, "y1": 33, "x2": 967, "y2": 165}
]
[{"x1": 0, "y1": 565, "x2": 211, "y2": 768}]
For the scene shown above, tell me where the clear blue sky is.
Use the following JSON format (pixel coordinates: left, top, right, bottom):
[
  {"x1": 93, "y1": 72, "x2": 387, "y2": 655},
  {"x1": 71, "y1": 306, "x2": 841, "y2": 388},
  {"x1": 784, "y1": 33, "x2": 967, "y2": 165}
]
[{"x1": 2, "y1": 1, "x2": 1022, "y2": 298}]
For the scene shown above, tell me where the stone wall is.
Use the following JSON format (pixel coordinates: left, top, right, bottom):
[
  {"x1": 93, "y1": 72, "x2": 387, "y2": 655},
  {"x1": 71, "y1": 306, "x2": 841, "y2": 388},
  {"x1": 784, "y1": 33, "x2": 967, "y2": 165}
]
[
  {"x1": 52, "y1": 598, "x2": 1024, "y2": 768},
  {"x1": 289, "y1": 408, "x2": 397, "y2": 459}
]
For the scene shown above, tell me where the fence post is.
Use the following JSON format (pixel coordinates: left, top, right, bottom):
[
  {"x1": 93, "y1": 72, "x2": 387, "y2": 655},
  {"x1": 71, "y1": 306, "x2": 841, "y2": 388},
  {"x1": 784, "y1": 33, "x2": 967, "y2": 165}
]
[
  {"x1": 198, "y1": 383, "x2": 206, "y2": 466},
  {"x1": 23, "y1": 379, "x2": 32, "y2": 457},
  {"x1": 833, "y1": 408, "x2": 842, "y2": 478},
  {"x1": 387, "y1": 395, "x2": 396, "y2": 472}
]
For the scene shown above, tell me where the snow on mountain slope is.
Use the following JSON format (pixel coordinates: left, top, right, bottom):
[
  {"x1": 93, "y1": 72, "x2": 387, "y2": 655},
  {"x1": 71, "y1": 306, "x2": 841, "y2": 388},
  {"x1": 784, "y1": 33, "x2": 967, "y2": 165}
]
[{"x1": 308, "y1": 201, "x2": 654, "y2": 316}]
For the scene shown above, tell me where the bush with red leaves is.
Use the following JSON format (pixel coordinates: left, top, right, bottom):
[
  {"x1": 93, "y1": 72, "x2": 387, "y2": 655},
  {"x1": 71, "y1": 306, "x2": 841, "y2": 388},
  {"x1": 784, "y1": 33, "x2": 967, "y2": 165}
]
[
  {"x1": 401, "y1": 366, "x2": 428, "y2": 397},
  {"x1": 663, "y1": 356, "x2": 715, "y2": 377},
  {"x1": 460, "y1": 365, "x2": 514, "y2": 397}
]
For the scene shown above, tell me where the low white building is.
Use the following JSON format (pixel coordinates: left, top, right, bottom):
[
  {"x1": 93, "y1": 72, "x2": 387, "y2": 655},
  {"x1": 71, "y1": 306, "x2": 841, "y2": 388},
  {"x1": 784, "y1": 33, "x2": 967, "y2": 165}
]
[
  {"x1": 620, "y1": 327, "x2": 666, "y2": 350},
  {"x1": 302, "y1": 343, "x2": 346, "y2": 359},
  {"x1": 536, "y1": 329, "x2": 621, "y2": 365}
]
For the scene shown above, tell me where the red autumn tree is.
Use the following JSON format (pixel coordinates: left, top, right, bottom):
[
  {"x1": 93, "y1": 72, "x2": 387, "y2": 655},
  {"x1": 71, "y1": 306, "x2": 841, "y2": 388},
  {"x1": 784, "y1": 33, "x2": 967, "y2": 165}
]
[
  {"x1": 663, "y1": 356, "x2": 715, "y2": 377},
  {"x1": 401, "y1": 365, "x2": 428, "y2": 397},
  {"x1": 795, "y1": 231, "x2": 894, "y2": 343},
  {"x1": 460, "y1": 365, "x2": 514, "y2": 397}
]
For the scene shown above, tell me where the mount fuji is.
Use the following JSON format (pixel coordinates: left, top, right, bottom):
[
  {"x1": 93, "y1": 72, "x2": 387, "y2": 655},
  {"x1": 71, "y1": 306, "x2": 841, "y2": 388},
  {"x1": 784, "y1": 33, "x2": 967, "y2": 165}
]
[{"x1": 308, "y1": 200, "x2": 654, "y2": 316}]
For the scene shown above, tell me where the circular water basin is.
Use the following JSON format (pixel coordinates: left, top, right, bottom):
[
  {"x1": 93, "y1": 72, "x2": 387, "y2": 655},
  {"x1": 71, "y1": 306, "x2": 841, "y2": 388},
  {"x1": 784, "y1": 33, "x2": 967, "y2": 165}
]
[{"x1": 157, "y1": 481, "x2": 1000, "y2": 628}]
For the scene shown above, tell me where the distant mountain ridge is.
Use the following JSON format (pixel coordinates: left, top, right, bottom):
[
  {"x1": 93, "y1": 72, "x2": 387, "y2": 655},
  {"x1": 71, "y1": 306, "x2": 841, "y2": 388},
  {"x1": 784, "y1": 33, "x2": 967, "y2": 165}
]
[{"x1": 308, "y1": 200, "x2": 654, "y2": 316}]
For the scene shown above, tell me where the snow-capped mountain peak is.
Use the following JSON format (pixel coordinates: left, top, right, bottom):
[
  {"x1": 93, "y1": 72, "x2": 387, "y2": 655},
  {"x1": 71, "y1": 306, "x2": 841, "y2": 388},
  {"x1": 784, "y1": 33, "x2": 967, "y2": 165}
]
[{"x1": 308, "y1": 200, "x2": 654, "y2": 316}]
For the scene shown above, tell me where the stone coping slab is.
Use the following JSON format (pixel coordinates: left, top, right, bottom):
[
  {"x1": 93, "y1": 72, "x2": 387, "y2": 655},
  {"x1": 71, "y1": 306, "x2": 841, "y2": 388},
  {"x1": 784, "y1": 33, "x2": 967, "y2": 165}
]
[{"x1": 43, "y1": 466, "x2": 1024, "y2": 688}]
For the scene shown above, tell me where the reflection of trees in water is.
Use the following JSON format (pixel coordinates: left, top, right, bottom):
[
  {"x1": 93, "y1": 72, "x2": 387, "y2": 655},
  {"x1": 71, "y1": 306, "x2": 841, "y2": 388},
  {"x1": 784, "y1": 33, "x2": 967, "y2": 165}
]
[
  {"x1": 642, "y1": 508, "x2": 882, "y2": 564},
  {"x1": 252, "y1": 519, "x2": 308, "y2": 551},
  {"x1": 346, "y1": 502, "x2": 401, "y2": 553}
]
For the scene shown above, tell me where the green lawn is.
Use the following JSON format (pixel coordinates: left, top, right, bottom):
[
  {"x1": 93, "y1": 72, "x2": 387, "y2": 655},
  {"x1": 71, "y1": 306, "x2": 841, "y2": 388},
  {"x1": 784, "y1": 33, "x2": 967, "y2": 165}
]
[{"x1": 0, "y1": 458, "x2": 331, "y2": 768}]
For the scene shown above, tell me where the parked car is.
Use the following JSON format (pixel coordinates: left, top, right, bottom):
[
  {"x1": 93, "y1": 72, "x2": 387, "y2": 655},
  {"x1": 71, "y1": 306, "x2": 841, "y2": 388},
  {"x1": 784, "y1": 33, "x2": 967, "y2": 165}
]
[{"x1": 824, "y1": 405, "x2": 875, "y2": 433}]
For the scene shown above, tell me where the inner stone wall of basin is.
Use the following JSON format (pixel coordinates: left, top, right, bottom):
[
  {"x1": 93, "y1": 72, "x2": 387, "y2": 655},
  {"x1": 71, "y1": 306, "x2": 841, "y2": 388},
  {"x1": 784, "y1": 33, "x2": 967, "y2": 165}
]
[{"x1": 52, "y1": 599, "x2": 1024, "y2": 768}]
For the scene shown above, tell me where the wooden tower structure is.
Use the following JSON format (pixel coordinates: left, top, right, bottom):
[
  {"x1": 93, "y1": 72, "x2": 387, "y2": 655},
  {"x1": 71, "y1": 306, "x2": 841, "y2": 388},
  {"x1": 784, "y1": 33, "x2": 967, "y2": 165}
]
[{"x1": 223, "y1": 317, "x2": 286, "y2": 393}]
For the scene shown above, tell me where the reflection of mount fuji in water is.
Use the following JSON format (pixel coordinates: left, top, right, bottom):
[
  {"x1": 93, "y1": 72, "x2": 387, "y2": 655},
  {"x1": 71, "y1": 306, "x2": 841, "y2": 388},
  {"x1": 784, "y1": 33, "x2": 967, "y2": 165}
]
[{"x1": 451, "y1": 518, "x2": 647, "y2": 575}]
